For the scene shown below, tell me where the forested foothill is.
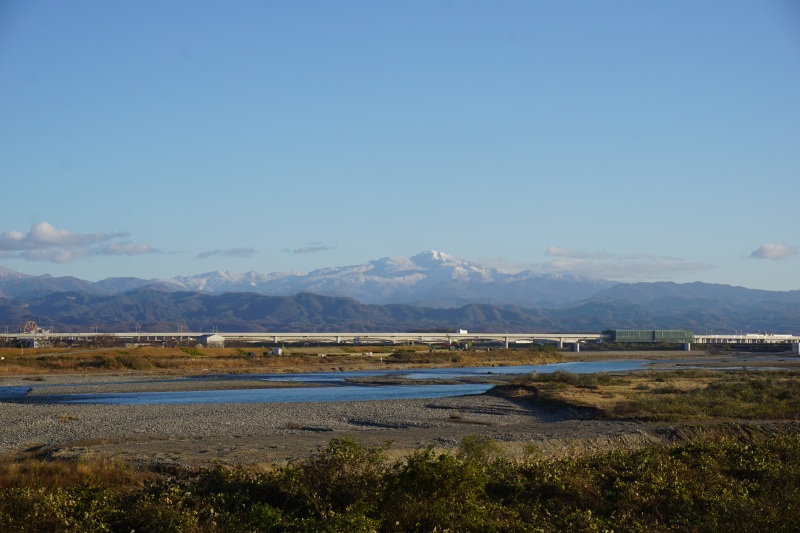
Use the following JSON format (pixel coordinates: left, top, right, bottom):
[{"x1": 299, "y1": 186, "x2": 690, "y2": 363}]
[{"x1": 2, "y1": 284, "x2": 800, "y2": 332}]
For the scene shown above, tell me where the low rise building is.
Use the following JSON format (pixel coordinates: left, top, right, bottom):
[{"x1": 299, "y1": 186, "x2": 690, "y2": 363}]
[
  {"x1": 198, "y1": 334, "x2": 225, "y2": 348},
  {"x1": 602, "y1": 329, "x2": 694, "y2": 343}
]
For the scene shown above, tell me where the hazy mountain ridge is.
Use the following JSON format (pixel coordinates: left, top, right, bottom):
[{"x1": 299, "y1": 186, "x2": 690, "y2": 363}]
[
  {"x1": 592, "y1": 281, "x2": 800, "y2": 306},
  {"x1": 1, "y1": 285, "x2": 798, "y2": 333}
]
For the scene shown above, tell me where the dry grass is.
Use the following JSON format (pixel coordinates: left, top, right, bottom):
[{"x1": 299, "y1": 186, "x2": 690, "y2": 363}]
[
  {"x1": 0, "y1": 345, "x2": 563, "y2": 375},
  {"x1": 502, "y1": 369, "x2": 800, "y2": 421},
  {"x1": 0, "y1": 451, "x2": 151, "y2": 491}
]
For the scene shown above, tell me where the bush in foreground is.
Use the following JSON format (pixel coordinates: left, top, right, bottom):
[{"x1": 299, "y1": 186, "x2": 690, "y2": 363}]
[{"x1": 1, "y1": 431, "x2": 800, "y2": 532}]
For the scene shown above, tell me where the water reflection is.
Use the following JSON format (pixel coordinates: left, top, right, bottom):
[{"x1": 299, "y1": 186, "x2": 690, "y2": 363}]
[
  {"x1": 398, "y1": 360, "x2": 647, "y2": 380},
  {"x1": 52, "y1": 383, "x2": 495, "y2": 405}
]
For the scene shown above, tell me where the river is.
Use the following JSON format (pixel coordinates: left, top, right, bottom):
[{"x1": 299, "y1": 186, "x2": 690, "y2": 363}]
[{"x1": 0, "y1": 360, "x2": 651, "y2": 405}]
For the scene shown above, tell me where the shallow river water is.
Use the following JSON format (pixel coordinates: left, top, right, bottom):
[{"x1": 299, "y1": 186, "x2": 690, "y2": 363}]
[{"x1": 1, "y1": 360, "x2": 651, "y2": 405}]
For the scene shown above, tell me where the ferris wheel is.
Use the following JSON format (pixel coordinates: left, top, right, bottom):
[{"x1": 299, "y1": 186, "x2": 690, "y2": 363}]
[{"x1": 23, "y1": 320, "x2": 38, "y2": 334}]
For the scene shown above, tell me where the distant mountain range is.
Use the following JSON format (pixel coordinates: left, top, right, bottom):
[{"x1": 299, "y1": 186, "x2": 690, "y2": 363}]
[
  {"x1": 0, "y1": 251, "x2": 616, "y2": 308},
  {"x1": 1, "y1": 252, "x2": 799, "y2": 333}
]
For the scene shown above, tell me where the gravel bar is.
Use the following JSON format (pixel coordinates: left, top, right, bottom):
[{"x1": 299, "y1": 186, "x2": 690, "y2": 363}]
[{"x1": 0, "y1": 371, "x2": 660, "y2": 465}]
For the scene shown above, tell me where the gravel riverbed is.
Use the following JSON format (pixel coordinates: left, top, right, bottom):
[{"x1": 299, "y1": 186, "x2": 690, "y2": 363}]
[{"x1": 0, "y1": 372, "x2": 655, "y2": 465}]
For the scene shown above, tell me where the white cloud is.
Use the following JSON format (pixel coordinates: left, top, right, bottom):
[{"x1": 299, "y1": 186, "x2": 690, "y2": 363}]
[
  {"x1": 0, "y1": 222, "x2": 158, "y2": 263},
  {"x1": 536, "y1": 246, "x2": 713, "y2": 281},
  {"x1": 282, "y1": 242, "x2": 337, "y2": 254},
  {"x1": 98, "y1": 242, "x2": 160, "y2": 256},
  {"x1": 0, "y1": 230, "x2": 26, "y2": 249},
  {"x1": 197, "y1": 247, "x2": 258, "y2": 259},
  {"x1": 544, "y1": 246, "x2": 602, "y2": 259},
  {"x1": 0, "y1": 222, "x2": 126, "y2": 250},
  {"x1": 748, "y1": 243, "x2": 797, "y2": 261},
  {"x1": 475, "y1": 255, "x2": 530, "y2": 273},
  {"x1": 19, "y1": 248, "x2": 88, "y2": 263}
]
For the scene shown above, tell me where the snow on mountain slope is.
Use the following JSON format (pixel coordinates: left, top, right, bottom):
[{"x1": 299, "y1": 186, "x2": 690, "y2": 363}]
[
  {"x1": 0, "y1": 266, "x2": 30, "y2": 281},
  {"x1": 165, "y1": 251, "x2": 612, "y2": 306},
  {"x1": 172, "y1": 270, "x2": 301, "y2": 293}
]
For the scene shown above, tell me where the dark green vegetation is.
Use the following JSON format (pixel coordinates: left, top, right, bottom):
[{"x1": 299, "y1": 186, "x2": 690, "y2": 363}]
[
  {"x1": 1, "y1": 432, "x2": 799, "y2": 532},
  {"x1": 3, "y1": 280, "x2": 800, "y2": 333}
]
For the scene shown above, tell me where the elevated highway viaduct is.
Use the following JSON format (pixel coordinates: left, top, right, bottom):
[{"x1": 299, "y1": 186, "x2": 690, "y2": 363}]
[
  {"x1": 2, "y1": 331, "x2": 605, "y2": 350},
  {"x1": 2, "y1": 331, "x2": 799, "y2": 351}
]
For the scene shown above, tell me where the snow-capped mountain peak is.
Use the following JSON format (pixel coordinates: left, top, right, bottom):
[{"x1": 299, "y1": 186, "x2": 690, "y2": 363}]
[
  {"x1": 408, "y1": 250, "x2": 495, "y2": 282},
  {"x1": 411, "y1": 250, "x2": 469, "y2": 267}
]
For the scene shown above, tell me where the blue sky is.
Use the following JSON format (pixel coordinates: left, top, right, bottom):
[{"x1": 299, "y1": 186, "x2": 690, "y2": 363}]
[{"x1": 1, "y1": 1, "x2": 799, "y2": 289}]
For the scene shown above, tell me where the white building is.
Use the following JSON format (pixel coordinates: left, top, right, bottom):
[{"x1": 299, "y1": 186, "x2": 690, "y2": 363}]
[{"x1": 198, "y1": 334, "x2": 225, "y2": 348}]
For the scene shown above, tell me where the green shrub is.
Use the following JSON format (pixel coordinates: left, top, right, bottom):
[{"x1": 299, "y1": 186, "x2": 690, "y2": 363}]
[
  {"x1": 528, "y1": 370, "x2": 613, "y2": 389},
  {"x1": 278, "y1": 437, "x2": 390, "y2": 519},
  {"x1": 381, "y1": 448, "x2": 503, "y2": 531},
  {"x1": 457, "y1": 435, "x2": 505, "y2": 463}
]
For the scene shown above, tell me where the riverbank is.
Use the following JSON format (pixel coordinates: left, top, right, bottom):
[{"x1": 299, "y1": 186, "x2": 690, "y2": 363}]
[{"x1": 1, "y1": 350, "x2": 797, "y2": 466}]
